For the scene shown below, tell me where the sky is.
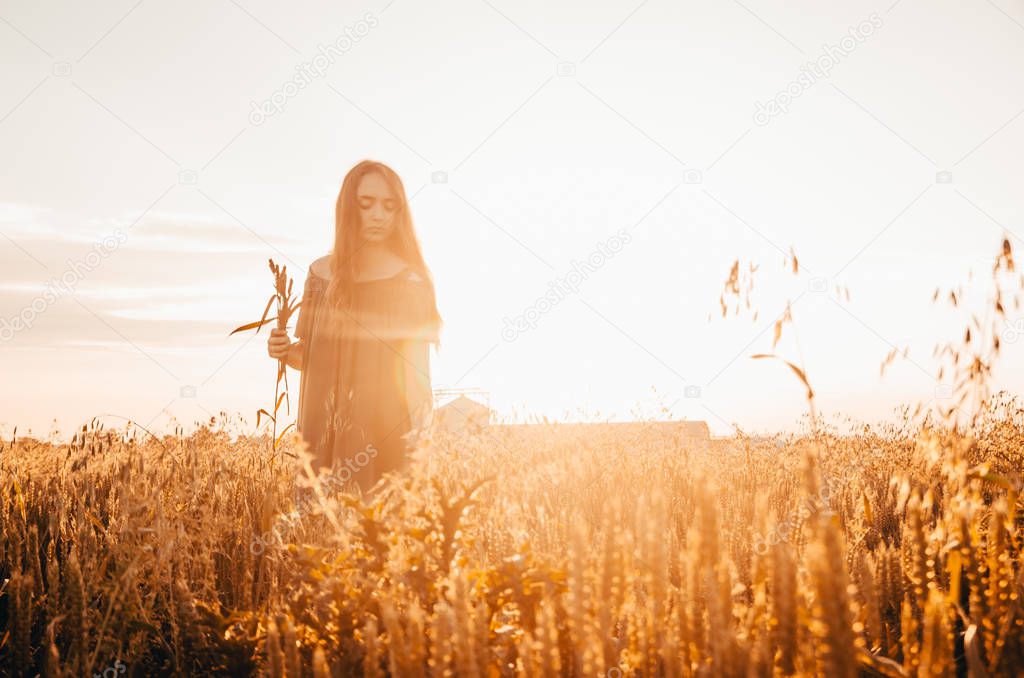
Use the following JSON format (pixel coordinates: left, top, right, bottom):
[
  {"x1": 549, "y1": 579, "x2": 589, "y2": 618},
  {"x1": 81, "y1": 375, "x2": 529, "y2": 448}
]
[{"x1": 1, "y1": 0, "x2": 1023, "y2": 440}]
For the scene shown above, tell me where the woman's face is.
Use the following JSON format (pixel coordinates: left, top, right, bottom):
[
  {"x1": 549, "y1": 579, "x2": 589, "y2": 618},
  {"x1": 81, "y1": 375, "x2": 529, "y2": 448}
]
[{"x1": 356, "y1": 172, "x2": 400, "y2": 244}]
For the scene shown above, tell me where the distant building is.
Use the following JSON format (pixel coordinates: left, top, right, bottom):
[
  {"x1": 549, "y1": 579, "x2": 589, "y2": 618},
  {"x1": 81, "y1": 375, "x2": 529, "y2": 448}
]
[
  {"x1": 434, "y1": 394, "x2": 493, "y2": 432},
  {"x1": 431, "y1": 390, "x2": 710, "y2": 447},
  {"x1": 490, "y1": 419, "x2": 711, "y2": 440}
]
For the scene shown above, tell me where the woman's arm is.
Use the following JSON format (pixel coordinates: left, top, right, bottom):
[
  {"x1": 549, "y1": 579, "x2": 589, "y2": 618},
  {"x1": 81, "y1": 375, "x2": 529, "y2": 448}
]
[
  {"x1": 268, "y1": 328, "x2": 303, "y2": 370},
  {"x1": 285, "y1": 339, "x2": 305, "y2": 371}
]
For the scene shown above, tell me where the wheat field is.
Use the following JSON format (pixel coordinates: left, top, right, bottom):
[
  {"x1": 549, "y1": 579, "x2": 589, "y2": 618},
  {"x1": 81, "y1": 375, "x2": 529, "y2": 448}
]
[
  {"x1": 3, "y1": 243, "x2": 1022, "y2": 677},
  {"x1": 1, "y1": 392, "x2": 1022, "y2": 677},
  {"x1": 4, "y1": 1, "x2": 1022, "y2": 674}
]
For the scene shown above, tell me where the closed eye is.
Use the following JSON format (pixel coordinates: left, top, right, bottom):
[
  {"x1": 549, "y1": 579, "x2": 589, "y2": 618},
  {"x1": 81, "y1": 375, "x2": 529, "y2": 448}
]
[{"x1": 357, "y1": 196, "x2": 399, "y2": 212}]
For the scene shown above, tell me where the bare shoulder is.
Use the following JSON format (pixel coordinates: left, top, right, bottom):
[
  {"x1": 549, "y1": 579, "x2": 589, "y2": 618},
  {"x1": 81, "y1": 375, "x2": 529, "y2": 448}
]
[{"x1": 310, "y1": 255, "x2": 332, "y2": 279}]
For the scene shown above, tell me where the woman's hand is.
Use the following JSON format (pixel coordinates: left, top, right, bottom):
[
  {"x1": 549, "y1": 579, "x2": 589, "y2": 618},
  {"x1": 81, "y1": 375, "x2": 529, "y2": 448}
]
[{"x1": 267, "y1": 328, "x2": 292, "y2": 360}]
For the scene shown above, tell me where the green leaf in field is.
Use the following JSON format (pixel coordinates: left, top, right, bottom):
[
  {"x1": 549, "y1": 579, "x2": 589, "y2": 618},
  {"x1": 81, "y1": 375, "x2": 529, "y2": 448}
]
[
  {"x1": 275, "y1": 422, "x2": 295, "y2": 448},
  {"x1": 257, "y1": 294, "x2": 277, "y2": 330},
  {"x1": 751, "y1": 353, "x2": 814, "y2": 401},
  {"x1": 964, "y1": 625, "x2": 988, "y2": 678},
  {"x1": 256, "y1": 408, "x2": 275, "y2": 428},
  {"x1": 967, "y1": 464, "x2": 1017, "y2": 491},
  {"x1": 230, "y1": 316, "x2": 278, "y2": 336}
]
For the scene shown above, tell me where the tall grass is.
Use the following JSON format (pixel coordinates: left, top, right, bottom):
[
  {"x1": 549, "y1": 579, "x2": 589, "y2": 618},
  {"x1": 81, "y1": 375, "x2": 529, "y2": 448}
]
[
  {"x1": 0, "y1": 400, "x2": 1021, "y2": 676},
  {"x1": 1, "y1": 241, "x2": 1022, "y2": 676}
]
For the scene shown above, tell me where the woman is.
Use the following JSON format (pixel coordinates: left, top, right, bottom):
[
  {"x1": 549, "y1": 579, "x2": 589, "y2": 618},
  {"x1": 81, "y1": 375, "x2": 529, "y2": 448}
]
[{"x1": 267, "y1": 160, "x2": 442, "y2": 494}]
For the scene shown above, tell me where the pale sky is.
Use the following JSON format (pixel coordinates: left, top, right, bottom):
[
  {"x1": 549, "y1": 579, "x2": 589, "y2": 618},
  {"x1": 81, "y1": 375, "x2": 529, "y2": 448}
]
[{"x1": 2, "y1": 0, "x2": 1023, "y2": 440}]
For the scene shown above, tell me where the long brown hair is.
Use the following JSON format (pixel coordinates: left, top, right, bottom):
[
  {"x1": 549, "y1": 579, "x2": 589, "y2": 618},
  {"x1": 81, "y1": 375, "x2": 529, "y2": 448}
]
[{"x1": 326, "y1": 160, "x2": 441, "y2": 337}]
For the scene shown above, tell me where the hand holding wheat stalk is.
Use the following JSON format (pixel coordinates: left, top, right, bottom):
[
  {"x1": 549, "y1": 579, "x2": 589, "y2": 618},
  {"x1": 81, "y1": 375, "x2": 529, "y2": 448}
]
[{"x1": 230, "y1": 258, "x2": 301, "y2": 456}]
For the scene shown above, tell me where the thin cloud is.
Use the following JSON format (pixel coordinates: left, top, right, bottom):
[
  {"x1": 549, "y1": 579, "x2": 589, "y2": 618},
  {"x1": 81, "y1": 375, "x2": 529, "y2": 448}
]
[{"x1": 0, "y1": 202, "x2": 309, "y2": 253}]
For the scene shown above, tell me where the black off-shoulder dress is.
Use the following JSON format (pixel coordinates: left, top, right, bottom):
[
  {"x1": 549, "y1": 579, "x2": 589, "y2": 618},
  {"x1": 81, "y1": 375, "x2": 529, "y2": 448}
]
[{"x1": 294, "y1": 260, "x2": 440, "y2": 492}]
